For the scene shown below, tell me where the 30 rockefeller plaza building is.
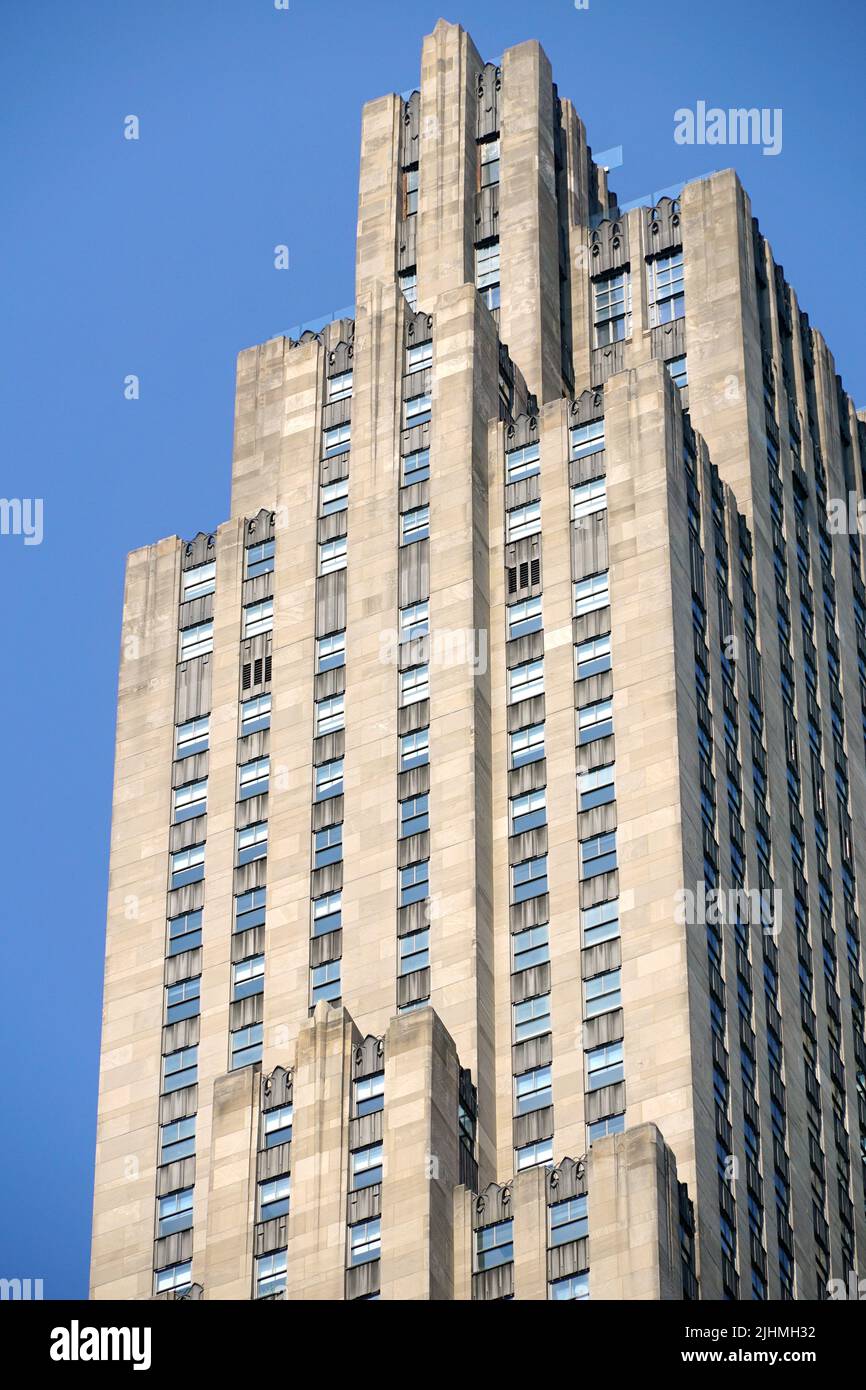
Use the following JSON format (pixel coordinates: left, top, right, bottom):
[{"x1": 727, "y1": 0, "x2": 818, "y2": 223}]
[{"x1": 91, "y1": 20, "x2": 866, "y2": 1302}]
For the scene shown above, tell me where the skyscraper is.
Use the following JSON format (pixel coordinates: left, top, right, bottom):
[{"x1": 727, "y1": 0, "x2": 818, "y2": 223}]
[{"x1": 91, "y1": 20, "x2": 866, "y2": 1302}]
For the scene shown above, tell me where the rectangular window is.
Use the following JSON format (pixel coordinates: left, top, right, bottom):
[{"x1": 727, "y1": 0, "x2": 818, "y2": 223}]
[
  {"x1": 236, "y1": 821, "x2": 268, "y2": 865},
  {"x1": 571, "y1": 478, "x2": 607, "y2": 522},
  {"x1": 404, "y1": 393, "x2": 432, "y2": 429},
  {"x1": 318, "y1": 536, "x2": 347, "y2": 575},
  {"x1": 573, "y1": 571, "x2": 610, "y2": 617},
  {"x1": 593, "y1": 270, "x2": 631, "y2": 346},
  {"x1": 322, "y1": 422, "x2": 351, "y2": 457},
  {"x1": 259, "y1": 1175, "x2": 290, "y2": 1222},
  {"x1": 580, "y1": 831, "x2": 617, "y2": 878},
  {"x1": 510, "y1": 722, "x2": 544, "y2": 768},
  {"x1": 320, "y1": 478, "x2": 349, "y2": 516},
  {"x1": 400, "y1": 505, "x2": 429, "y2": 545},
  {"x1": 475, "y1": 239, "x2": 500, "y2": 310},
  {"x1": 577, "y1": 698, "x2": 613, "y2": 745},
  {"x1": 235, "y1": 887, "x2": 266, "y2": 933},
  {"x1": 668, "y1": 354, "x2": 688, "y2": 390},
  {"x1": 402, "y1": 447, "x2": 430, "y2": 484},
  {"x1": 550, "y1": 1271, "x2": 590, "y2": 1300},
  {"x1": 406, "y1": 340, "x2": 433, "y2": 374},
  {"x1": 179, "y1": 620, "x2": 213, "y2": 661},
  {"x1": 167, "y1": 909, "x2": 202, "y2": 955},
  {"x1": 157, "y1": 1187, "x2": 194, "y2": 1238},
  {"x1": 399, "y1": 727, "x2": 429, "y2": 771},
  {"x1": 512, "y1": 855, "x2": 547, "y2": 903},
  {"x1": 399, "y1": 793, "x2": 429, "y2": 838},
  {"x1": 475, "y1": 1220, "x2": 513, "y2": 1272},
  {"x1": 587, "y1": 1040, "x2": 624, "y2": 1091},
  {"x1": 403, "y1": 165, "x2": 419, "y2": 216},
  {"x1": 159, "y1": 1116, "x2": 195, "y2": 1166},
  {"x1": 163, "y1": 1045, "x2": 198, "y2": 1094},
  {"x1": 584, "y1": 967, "x2": 621, "y2": 1018},
  {"x1": 255, "y1": 1249, "x2": 287, "y2": 1299},
  {"x1": 515, "y1": 1064, "x2": 552, "y2": 1115},
  {"x1": 263, "y1": 1104, "x2": 293, "y2": 1148},
  {"x1": 316, "y1": 630, "x2": 345, "y2": 672},
  {"x1": 588, "y1": 1113, "x2": 625, "y2": 1145},
  {"x1": 230, "y1": 1023, "x2": 263, "y2": 1069},
  {"x1": 154, "y1": 1261, "x2": 192, "y2": 1295},
  {"x1": 243, "y1": 598, "x2": 273, "y2": 638},
  {"x1": 399, "y1": 664, "x2": 429, "y2": 707},
  {"x1": 479, "y1": 136, "x2": 500, "y2": 186},
  {"x1": 512, "y1": 923, "x2": 550, "y2": 973},
  {"x1": 570, "y1": 419, "x2": 605, "y2": 460},
  {"x1": 354, "y1": 1072, "x2": 385, "y2": 1117},
  {"x1": 351, "y1": 1143, "x2": 383, "y2": 1190},
  {"x1": 509, "y1": 659, "x2": 544, "y2": 704},
  {"x1": 232, "y1": 954, "x2": 265, "y2": 1001},
  {"x1": 399, "y1": 599, "x2": 429, "y2": 643},
  {"x1": 313, "y1": 824, "x2": 342, "y2": 869},
  {"x1": 647, "y1": 250, "x2": 684, "y2": 326},
  {"x1": 507, "y1": 596, "x2": 542, "y2": 640},
  {"x1": 399, "y1": 860, "x2": 429, "y2": 906},
  {"x1": 314, "y1": 758, "x2": 343, "y2": 801},
  {"x1": 516, "y1": 1137, "x2": 553, "y2": 1170},
  {"x1": 182, "y1": 561, "x2": 215, "y2": 601},
  {"x1": 315, "y1": 693, "x2": 345, "y2": 736},
  {"x1": 506, "y1": 442, "x2": 540, "y2": 484},
  {"x1": 581, "y1": 897, "x2": 620, "y2": 948},
  {"x1": 399, "y1": 928, "x2": 430, "y2": 975},
  {"x1": 239, "y1": 756, "x2": 269, "y2": 799},
  {"x1": 312, "y1": 890, "x2": 342, "y2": 937},
  {"x1": 550, "y1": 1195, "x2": 589, "y2": 1246},
  {"x1": 510, "y1": 788, "x2": 546, "y2": 835},
  {"x1": 327, "y1": 370, "x2": 353, "y2": 402},
  {"x1": 311, "y1": 960, "x2": 341, "y2": 1005},
  {"x1": 173, "y1": 778, "x2": 207, "y2": 823},
  {"x1": 349, "y1": 1217, "x2": 381, "y2": 1265},
  {"x1": 175, "y1": 715, "x2": 209, "y2": 759},
  {"x1": 165, "y1": 977, "x2": 200, "y2": 1025},
  {"x1": 507, "y1": 500, "x2": 541, "y2": 542},
  {"x1": 578, "y1": 762, "x2": 615, "y2": 811},
  {"x1": 245, "y1": 539, "x2": 274, "y2": 579},
  {"x1": 240, "y1": 693, "x2": 271, "y2": 736},
  {"x1": 169, "y1": 844, "x2": 205, "y2": 889},
  {"x1": 399, "y1": 269, "x2": 418, "y2": 309},
  {"x1": 513, "y1": 993, "x2": 551, "y2": 1042}
]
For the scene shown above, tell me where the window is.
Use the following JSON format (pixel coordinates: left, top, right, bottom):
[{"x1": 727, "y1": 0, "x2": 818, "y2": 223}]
[
  {"x1": 322, "y1": 422, "x2": 351, "y2": 457},
  {"x1": 512, "y1": 855, "x2": 547, "y2": 903},
  {"x1": 312, "y1": 890, "x2": 342, "y2": 937},
  {"x1": 159, "y1": 1116, "x2": 195, "y2": 1166},
  {"x1": 580, "y1": 831, "x2": 617, "y2": 878},
  {"x1": 511, "y1": 788, "x2": 546, "y2": 835},
  {"x1": 163, "y1": 1045, "x2": 198, "y2": 1094},
  {"x1": 320, "y1": 478, "x2": 349, "y2": 516},
  {"x1": 588, "y1": 1113, "x2": 625, "y2": 1144},
  {"x1": 403, "y1": 165, "x2": 419, "y2": 216},
  {"x1": 570, "y1": 419, "x2": 605, "y2": 460},
  {"x1": 232, "y1": 954, "x2": 265, "y2": 1001},
  {"x1": 349, "y1": 1217, "x2": 381, "y2": 1265},
  {"x1": 327, "y1": 370, "x2": 353, "y2": 402},
  {"x1": 515, "y1": 1064, "x2": 552, "y2": 1115},
  {"x1": 243, "y1": 598, "x2": 273, "y2": 638},
  {"x1": 315, "y1": 693, "x2": 345, "y2": 736},
  {"x1": 507, "y1": 500, "x2": 541, "y2": 542},
  {"x1": 255, "y1": 1249, "x2": 287, "y2": 1299},
  {"x1": 516, "y1": 1137, "x2": 553, "y2": 1170},
  {"x1": 406, "y1": 340, "x2": 433, "y2": 374},
  {"x1": 165, "y1": 977, "x2": 200, "y2": 1025},
  {"x1": 475, "y1": 1220, "x2": 513, "y2": 1272},
  {"x1": 154, "y1": 1261, "x2": 191, "y2": 1295},
  {"x1": 319, "y1": 536, "x2": 347, "y2": 575},
  {"x1": 399, "y1": 793, "x2": 429, "y2": 838},
  {"x1": 170, "y1": 844, "x2": 204, "y2": 889},
  {"x1": 512, "y1": 923, "x2": 550, "y2": 973},
  {"x1": 507, "y1": 596, "x2": 542, "y2": 640},
  {"x1": 577, "y1": 698, "x2": 613, "y2": 745},
  {"x1": 354, "y1": 1073, "x2": 384, "y2": 1117},
  {"x1": 157, "y1": 1187, "x2": 194, "y2": 1238},
  {"x1": 399, "y1": 599, "x2": 429, "y2": 643},
  {"x1": 259, "y1": 1175, "x2": 290, "y2": 1222},
  {"x1": 173, "y1": 778, "x2": 207, "y2": 823},
  {"x1": 571, "y1": 478, "x2": 607, "y2": 522},
  {"x1": 239, "y1": 756, "x2": 269, "y2": 799},
  {"x1": 510, "y1": 722, "x2": 544, "y2": 768},
  {"x1": 513, "y1": 993, "x2": 551, "y2": 1042},
  {"x1": 479, "y1": 136, "x2": 500, "y2": 186},
  {"x1": 581, "y1": 897, "x2": 620, "y2": 948},
  {"x1": 235, "y1": 887, "x2": 266, "y2": 933},
  {"x1": 168, "y1": 909, "x2": 202, "y2": 955},
  {"x1": 230, "y1": 1024, "x2": 263, "y2": 1069},
  {"x1": 400, "y1": 505, "x2": 429, "y2": 545},
  {"x1": 399, "y1": 727, "x2": 429, "y2": 771},
  {"x1": 314, "y1": 758, "x2": 343, "y2": 801},
  {"x1": 578, "y1": 763, "x2": 615, "y2": 811},
  {"x1": 311, "y1": 960, "x2": 341, "y2": 1005},
  {"x1": 584, "y1": 967, "x2": 621, "y2": 1018},
  {"x1": 402, "y1": 447, "x2": 430, "y2": 484},
  {"x1": 550, "y1": 1194, "x2": 588, "y2": 1246},
  {"x1": 647, "y1": 250, "x2": 684, "y2": 326},
  {"x1": 593, "y1": 270, "x2": 631, "y2": 346},
  {"x1": 404, "y1": 393, "x2": 432, "y2": 429},
  {"x1": 236, "y1": 821, "x2": 268, "y2": 865},
  {"x1": 313, "y1": 824, "x2": 342, "y2": 869},
  {"x1": 399, "y1": 664, "x2": 429, "y2": 707},
  {"x1": 509, "y1": 659, "x2": 544, "y2": 704},
  {"x1": 475, "y1": 239, "x2": 500, "y2": 310},
  {"x1": 263, "y1": 1105, "x2": 293, "y2": 1149},
  {"x1": 587, "y1": 1040, "x2": 624, "y2": 1091},
  {"x1": 240, "y1": 693, "x2": 271, "y2": 736},
  {"x1": 668, "y1": 354, "x2": 688, "y2": 390},
  {"x1": 399, "y1": 860, "x2": 429, "y2": 906},
  {"x1": 550, "y1": 1271, "x2": 590, "y2": 1300},
  {"x1": 506, "y1": 442, "x2": 540, "y2": 484},
  {"x1": 573, "y1": 571, "x2": 609, "y2": 617},
  {"x1": 175, "y1": 715, "x2": 209, "y2": 759},
  {"x1": 182, "y1": 561, "x2": 215, "y2": 601},
  {"x1": 316, "y1": 630, "x2": 345, "y2": 672},
  {"x1": 351, "y1": 1142, "x2": 383, "y2": 1190},
  {"x1": 246, "y1": 539, "x2": 274, "y2": 579},
  {"x1": 399, "y1": 269, "x2": 418, "y2": 310},
  {"x1": 179, "y1": 620, "x2": 213, "y2": 660},
  {"x1": 399, "y1": 928, "x2": 430, "y2": 975}
]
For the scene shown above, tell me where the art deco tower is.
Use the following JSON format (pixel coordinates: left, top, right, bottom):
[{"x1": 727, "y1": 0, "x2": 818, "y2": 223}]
[{"x1": 91, "y1": 20, "x2": 866, "y2": 1301}]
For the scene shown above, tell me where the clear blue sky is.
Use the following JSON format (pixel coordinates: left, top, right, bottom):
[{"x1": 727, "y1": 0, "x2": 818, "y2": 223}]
[{"x1": 0, "y1": 0, "x2": 863, "y2": 1300}]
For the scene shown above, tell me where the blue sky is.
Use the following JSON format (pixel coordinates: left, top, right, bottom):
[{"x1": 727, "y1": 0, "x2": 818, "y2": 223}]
[{"x1": 0, "y1": 0, "x2": 863, "y2": 1300}]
